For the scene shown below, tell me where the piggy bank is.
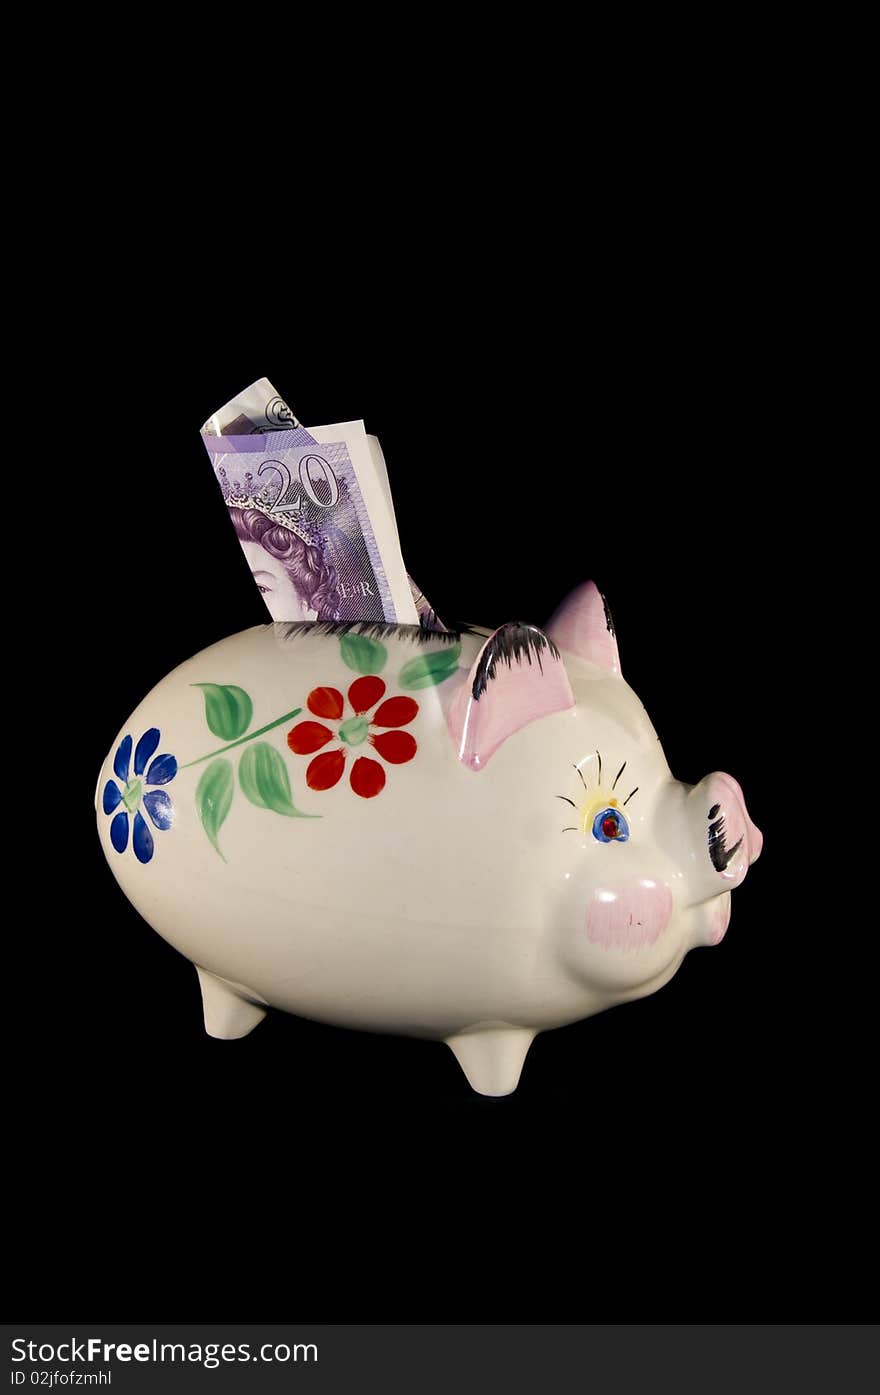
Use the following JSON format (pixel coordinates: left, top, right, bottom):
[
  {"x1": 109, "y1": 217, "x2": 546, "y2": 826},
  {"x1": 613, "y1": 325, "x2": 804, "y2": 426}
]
[{"x1": 95, "y1": 581, "x2": 762, "y2": 1095}]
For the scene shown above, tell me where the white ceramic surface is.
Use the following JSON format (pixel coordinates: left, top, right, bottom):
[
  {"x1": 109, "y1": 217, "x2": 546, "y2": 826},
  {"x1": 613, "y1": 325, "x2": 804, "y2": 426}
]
[{"x1": 95, "y1": 582, "x2": 762, "y2": 1095}]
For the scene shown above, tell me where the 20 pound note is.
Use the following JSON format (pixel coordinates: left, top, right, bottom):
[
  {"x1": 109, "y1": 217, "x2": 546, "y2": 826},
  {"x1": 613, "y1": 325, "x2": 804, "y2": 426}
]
[{"x1": 201, "y1": 378, "x2": 418, "y2": 626}]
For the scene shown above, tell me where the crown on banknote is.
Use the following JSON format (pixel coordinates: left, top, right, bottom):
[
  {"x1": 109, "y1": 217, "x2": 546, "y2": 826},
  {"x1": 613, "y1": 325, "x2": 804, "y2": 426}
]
[{"x1": 217, "y1": 465, "x2": 320, "y2": 548}]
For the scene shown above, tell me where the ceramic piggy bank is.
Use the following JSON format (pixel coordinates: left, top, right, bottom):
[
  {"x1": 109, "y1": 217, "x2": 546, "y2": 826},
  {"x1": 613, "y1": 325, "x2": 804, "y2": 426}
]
[{"x1": 95, "y1": 582, "x2": 762, "y2": 1095}]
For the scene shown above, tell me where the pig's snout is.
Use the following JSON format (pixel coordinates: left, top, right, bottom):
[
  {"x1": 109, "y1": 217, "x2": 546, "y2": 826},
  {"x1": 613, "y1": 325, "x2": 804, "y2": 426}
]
[
  {"x1": 708, "y1": 772, "x2": 763, "y2": 872},
  {"x1": 682, "y1": 771, "x2": 763, "y2": 904}
]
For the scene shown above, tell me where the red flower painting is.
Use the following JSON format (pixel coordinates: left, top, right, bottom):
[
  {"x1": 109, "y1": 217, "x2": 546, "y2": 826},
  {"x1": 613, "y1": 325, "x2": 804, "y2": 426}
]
[{"x1": 287, "y1": 676, "x2": 419, "y2": 798}]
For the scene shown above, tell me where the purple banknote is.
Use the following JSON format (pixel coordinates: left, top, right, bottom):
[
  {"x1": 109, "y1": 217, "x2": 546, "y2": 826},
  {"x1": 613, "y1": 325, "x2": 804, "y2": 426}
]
[
  {"x1": 201, "y1": 377, "x2": 446, "y2": 629},
  {"x1": 203, "y1": 431, "x2": 409, "y2": 625}
]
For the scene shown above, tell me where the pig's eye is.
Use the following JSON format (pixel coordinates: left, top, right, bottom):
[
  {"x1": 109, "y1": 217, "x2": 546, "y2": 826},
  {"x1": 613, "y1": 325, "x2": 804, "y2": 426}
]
[{"x1": 592, "y1": 808, "x2": 629, "y2": 843}]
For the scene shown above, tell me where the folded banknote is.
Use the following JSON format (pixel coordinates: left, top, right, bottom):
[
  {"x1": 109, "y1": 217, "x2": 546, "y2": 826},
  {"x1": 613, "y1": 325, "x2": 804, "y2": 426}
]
[{"x1": 201, "y1": 378, "x2": 445, "y2": 629}]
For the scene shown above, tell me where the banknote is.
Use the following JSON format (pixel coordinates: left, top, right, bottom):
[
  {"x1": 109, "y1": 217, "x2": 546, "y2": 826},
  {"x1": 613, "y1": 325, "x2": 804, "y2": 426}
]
[
  {"x1": 204, "y1": 430, "x2": 417, "y2": 625},
  {"x1": 201, "y1": 378, "x2": 446, "y2": 629}
]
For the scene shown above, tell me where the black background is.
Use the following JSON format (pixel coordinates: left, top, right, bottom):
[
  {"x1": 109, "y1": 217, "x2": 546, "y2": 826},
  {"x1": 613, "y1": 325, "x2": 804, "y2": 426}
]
[{"x1": 11, "y1": 183, "x2": 861, "y2": 1322}]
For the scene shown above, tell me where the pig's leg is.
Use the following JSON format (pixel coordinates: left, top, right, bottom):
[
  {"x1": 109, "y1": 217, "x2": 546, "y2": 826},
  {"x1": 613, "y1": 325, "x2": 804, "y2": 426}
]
[
  {"x1": 196, "y1": 967, "x2": 267, "y2": 1040},
  {"x1": 445, "y1": 1025, "x2": 536, "y2": 1097}
]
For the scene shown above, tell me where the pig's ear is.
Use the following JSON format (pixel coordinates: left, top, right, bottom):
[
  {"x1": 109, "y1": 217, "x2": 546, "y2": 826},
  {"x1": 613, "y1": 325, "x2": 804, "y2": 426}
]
[
  {"x1": 544, "y1": 580, "x2": 621, "y2": 675},
  {"x1": 447, "y1": 622, "x2": 574, "y2": 771}
]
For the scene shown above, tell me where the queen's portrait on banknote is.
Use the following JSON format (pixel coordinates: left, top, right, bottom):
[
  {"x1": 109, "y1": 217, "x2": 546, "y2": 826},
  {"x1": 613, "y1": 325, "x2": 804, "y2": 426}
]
[{"x1": 228, "y1": 503, "x2": 343, "y2": 622}]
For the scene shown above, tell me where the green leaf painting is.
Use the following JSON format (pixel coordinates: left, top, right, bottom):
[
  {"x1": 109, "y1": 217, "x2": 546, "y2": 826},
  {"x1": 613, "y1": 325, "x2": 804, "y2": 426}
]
[
  {"x1": 195, "y1": 759, "x2": 234, "y2": 860},
  {"x1": 192, "y1": 683, "x2": 253, "y2": 741},
  {"x1": 185, "y1": 680, "x2": 317, "y2": 856},
  {"x1": 398, "y1": 643, "x2": 462, "y2": 689},
  {"x1": 340, "y1": 633, "x2": 388, "y2": 675},
  {"x1": 238, "y1": 743, "x2": 318, "y2": 818}
]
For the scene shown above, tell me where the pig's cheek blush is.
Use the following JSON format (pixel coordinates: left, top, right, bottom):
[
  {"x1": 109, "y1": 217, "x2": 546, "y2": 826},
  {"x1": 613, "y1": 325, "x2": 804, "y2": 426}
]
[{"x1": 585, "y1": 880, "x2": 674, "y2": 952}]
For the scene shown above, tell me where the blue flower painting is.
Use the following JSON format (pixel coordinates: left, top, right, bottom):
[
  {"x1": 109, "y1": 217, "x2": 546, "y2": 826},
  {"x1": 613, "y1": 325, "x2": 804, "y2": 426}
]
[{"x1": 102, "y1": 727, "x2": 177, "y2": 864}]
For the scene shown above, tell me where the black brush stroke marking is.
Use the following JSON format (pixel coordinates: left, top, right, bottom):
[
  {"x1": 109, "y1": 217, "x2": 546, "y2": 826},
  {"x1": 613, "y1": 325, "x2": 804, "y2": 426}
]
[
  {"x1": 623, "y1": 787, "x2": 639, "y2": 805},
  {"x1": 574, "y1": 764, "x2": 588, "y2": 792},
  {"x1": 471, "y1": 623, "x2": 560, "y2": 700},
  {"x1": 600, "y1": 590, "x2": 615, "y2": 636},
  {"x1": 708, "y1": 813, "x2": 743, "y2": 873},
  {"x1": 276, "y1": 620, "x2": 474, "y2": 646},
  {"x1": 612, "y1": 760, "x2": 627, "y2": 791},
  {"x1": 557, "y1": 795, "x2": 577, "y2": 808}
]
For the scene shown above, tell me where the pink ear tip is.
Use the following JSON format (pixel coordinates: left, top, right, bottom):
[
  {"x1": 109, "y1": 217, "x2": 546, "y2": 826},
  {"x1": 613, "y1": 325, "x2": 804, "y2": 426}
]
[
  {"x1": 565, "y1": 579, "x2": 601, "y2": 600},
  {"x1": 544, "y1": 580, "x2": 620, "y2": 675}
]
